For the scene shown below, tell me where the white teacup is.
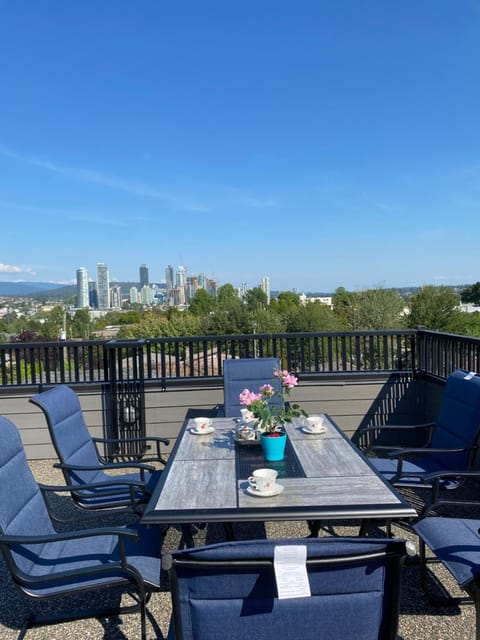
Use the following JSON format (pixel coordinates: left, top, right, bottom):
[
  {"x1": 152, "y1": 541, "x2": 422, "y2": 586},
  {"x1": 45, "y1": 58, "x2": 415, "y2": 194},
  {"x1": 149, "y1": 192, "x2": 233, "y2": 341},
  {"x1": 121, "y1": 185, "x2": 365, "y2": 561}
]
[
  {"x1": 240, "y1": 408, "x2": 255, "y2": 423},
  {"x1": 193, "y1": 417, "x2": 212, "y2": 432},
  {"x1": 305, "y1": 415, "x2": 326, "y2": 432},
  {"x1": 248, "y1": 468, "x2": 278, "y2": 493}
]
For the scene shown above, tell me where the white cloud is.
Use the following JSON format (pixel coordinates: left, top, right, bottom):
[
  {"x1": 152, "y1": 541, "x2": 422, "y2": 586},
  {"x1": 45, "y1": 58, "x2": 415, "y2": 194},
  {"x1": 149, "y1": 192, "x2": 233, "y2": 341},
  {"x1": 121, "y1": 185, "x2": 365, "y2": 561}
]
[{"x1": 0, "y1": 263, "x2": 36, "y2": 275}]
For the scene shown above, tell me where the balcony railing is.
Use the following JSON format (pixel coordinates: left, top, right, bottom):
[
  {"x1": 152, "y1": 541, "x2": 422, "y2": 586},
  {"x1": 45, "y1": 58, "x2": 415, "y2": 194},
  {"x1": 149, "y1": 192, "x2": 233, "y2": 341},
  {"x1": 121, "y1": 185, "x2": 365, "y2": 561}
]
[{"x1": 1, "y1": 328, "x2": 479, "y2": 389}]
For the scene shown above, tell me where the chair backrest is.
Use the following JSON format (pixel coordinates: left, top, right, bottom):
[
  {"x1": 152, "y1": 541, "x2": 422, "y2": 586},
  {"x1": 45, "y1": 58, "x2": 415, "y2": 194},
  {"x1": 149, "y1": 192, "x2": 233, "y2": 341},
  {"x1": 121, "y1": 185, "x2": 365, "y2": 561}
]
[
  {"x1": 430, "y1": 369, "x2": 480, "y2": 468},
  {"x1": 223, "y1": 357, "x2": 283, "y2": 417},
  {"x1": 166, "y1": 537, "x2": 407, "y2": 640},
  {"x1": 30, "y1": 385, "x2": 103, "y2": 485},
  {"x1": 0, "y1": 416, "x2": 56, "y2": 574}
]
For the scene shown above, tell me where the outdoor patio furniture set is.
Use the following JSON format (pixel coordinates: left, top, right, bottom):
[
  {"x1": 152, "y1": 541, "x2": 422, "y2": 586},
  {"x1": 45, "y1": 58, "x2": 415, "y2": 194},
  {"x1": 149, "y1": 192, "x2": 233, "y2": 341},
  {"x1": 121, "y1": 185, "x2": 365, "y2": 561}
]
[{"x1": 1, "y1": 361, "x2": 480, "y2": 639}]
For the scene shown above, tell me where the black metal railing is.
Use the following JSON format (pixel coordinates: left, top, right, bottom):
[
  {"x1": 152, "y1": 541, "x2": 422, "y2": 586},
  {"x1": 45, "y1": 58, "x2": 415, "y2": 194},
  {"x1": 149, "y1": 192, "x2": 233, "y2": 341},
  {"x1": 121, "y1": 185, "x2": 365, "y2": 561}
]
[
  {"x1": 416, "y1": 329, "x2": 480, "y2": 379},
  {"x1": 1, "y1": 328, "x2": 479, "y2": 389}
]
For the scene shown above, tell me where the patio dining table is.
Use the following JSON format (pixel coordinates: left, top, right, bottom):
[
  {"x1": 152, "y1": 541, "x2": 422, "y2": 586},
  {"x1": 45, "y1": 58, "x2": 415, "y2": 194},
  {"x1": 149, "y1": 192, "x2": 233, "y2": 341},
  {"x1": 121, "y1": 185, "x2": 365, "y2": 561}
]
[{"x1": 141, "y1": 415, "x2": 417, "y2": 536}]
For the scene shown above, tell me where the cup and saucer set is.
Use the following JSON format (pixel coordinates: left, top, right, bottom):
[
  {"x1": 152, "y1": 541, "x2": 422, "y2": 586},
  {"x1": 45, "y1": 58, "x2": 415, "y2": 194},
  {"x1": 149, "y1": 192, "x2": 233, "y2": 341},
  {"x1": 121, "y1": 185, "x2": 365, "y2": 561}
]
[
  {"x1": 301, "y1": 414, "x2": 327, "y2": 435},
  {"x1": 190, "y1": 417, "x2": 215, "y2": 435},
  {"x1": 246, "y1": 468, "x2": 284, "y2": 498}
]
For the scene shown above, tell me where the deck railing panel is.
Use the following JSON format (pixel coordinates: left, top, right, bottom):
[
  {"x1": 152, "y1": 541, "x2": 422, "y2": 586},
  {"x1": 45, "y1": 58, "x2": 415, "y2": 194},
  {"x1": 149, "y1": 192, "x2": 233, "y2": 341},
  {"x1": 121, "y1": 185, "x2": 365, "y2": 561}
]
[{"x1": 1, "y1": 328, "x2": 479, "y2": 389}]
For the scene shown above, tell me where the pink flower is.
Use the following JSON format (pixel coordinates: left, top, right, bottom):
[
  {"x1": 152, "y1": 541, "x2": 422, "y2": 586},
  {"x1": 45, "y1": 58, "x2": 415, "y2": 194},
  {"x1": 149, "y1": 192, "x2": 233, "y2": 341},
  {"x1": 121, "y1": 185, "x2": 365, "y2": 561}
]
[
  {"x1": 274, "y1": 369, "x2": 298, "y2": 389},
  {"x1": 259, "y1": 384, "x2": 275, "y2": 397},
  {"x1": 282, "y1": 374, "x2": 298, "y2": 389},
  {"x1": 239, "y1": 388, "x2": 261, "y2": 406}
]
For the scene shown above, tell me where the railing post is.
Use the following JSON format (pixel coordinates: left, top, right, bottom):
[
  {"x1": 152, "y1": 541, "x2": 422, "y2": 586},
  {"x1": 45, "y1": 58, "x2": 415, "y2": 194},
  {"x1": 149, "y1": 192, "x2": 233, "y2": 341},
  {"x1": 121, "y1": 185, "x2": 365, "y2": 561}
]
[{"x1": 104, "y1": 339, "x2": 147, "y2": 460}]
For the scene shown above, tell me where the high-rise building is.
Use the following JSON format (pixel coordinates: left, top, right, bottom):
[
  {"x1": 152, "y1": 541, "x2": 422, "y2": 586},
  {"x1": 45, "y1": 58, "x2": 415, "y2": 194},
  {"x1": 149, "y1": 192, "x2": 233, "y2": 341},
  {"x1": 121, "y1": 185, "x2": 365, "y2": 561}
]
[
  {"x1": 140, "y1": 285, "x2": 154, "y2": 305},
  {"x1": 260, "y1": 276, "x2": 271, "y2": 305},
  {"x1": 88, "y1": 281, "x2": 98, "y2": 308},
  {"x1": 139, "y1": 264, "x2": 149, "y2": 288},
  {"x1": 76, "y1": 267, "x2": 89, "y2": 309},
  {"x1": 110, "y1": 284, "x2": 122, "y2": 309},
  {"x1": 129, "y1": 286, "x2": 139, "y2": 304},
  {"x1": 165, "y1": 265, "x2": 174, "y2": 290},
  {"x1": 176, "y1": 265, "x2": 186, "y2": 288},
  {"x1": 186, "y1": 276, "x2": 198, "y2": 302},
  {"x1": 96, "y1": 263, "x2": 110, "y2": 309}
]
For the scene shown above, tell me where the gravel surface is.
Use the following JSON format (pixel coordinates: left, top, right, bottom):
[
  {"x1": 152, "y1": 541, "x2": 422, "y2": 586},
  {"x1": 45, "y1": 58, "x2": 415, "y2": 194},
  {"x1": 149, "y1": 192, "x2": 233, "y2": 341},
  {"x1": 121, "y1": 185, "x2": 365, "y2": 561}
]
[{"x1": 0, "y1": 460, "x2": 476, "y2": 640}]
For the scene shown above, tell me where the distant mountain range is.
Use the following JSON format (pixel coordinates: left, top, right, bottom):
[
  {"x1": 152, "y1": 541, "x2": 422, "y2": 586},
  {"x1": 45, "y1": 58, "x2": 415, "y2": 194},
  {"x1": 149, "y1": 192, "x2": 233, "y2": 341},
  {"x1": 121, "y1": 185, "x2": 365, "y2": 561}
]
[{"x1": 0, "y1": 281, "x2": 67, "y2": 296}]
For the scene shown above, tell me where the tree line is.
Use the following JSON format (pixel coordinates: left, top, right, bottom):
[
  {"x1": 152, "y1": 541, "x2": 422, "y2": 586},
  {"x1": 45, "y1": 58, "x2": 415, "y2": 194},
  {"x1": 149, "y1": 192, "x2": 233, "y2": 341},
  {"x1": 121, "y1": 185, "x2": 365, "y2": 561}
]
[{"x1": 1, "y1": 283, "x2": 480, "y2": 343}]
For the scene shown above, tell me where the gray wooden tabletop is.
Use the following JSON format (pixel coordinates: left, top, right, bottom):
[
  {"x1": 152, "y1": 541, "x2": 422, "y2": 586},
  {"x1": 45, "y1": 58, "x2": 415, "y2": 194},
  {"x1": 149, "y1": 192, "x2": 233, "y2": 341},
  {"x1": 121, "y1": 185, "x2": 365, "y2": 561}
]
[{"x1": 142, "y1": 416, "x2": 417, "y2": 524}]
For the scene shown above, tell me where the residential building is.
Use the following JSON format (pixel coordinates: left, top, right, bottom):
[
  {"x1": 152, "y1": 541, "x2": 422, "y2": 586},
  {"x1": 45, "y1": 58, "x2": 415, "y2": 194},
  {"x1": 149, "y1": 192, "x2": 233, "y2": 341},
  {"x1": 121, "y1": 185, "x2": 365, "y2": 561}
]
[
  {"x1": 76, "y1": 267, "x2": 89, "y2": 309},
  {"x1": 110, "y1": 284, "x2": 122, "y2": 309},
  {"x1": 260, "y1": 276, "x2": 270, "y2": 305},
  {"x1": 96, "y1": 263, "x2": 110, "y2": 309}
]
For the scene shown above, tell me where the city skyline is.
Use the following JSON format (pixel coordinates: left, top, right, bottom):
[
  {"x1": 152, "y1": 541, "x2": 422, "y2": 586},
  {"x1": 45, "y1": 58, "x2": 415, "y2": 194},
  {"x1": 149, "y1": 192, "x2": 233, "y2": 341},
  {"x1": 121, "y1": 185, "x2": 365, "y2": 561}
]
[{"x1": 1, "y1": 2, "x2": 479, "y2": 292}]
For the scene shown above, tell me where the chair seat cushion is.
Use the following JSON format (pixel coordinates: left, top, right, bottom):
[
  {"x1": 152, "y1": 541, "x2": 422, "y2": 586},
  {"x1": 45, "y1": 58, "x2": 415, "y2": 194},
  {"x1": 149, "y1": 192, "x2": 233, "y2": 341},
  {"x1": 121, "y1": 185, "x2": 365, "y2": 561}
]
[
  {"x1": 413, "y1": 516, "x2": 480, "y2": 588},
  {"x1": 71, "y1": 469, "x2": 162, "y2": 507},
  {"x1": 15, "y1": 523, "x2": 162, "y2": 596},
  {"x1": 369, "y1": 455, "x2": 453, "y2": 485}
]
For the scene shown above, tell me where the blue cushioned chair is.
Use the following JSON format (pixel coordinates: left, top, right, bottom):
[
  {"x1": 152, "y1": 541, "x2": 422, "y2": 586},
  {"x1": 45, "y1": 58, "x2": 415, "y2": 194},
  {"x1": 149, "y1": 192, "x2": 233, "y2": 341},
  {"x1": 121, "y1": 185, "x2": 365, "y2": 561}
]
[
  {"x1": 412, "y1": 476, "x2": 480, "y2": 638},
  {"x1": 222, "y1": 357, "x2": 283, "y2": 417},
  {"x1": 30, "y1": 385, "x2": 169, "y2": 513},
  {"x1": 164, "y1": 536, "x2": 410, "y2": 640},
  {"x1": 0, "y1": 415, "x2": 162, "y2": 640},
  {"x1": 363, "y1": 369, "x2": 480, "y2": 489}
]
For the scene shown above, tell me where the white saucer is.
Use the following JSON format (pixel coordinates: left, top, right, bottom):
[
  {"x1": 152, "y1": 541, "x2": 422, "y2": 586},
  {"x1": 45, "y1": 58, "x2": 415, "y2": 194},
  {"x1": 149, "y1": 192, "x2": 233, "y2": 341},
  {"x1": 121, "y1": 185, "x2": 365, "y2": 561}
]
[
  {"x1": 190, "y1": 426, "x2": 215, "y2": 435},
  {"x1": 246, "y1": 483, "x2": 284, "y2": 498},
  {"x1": 301, "y1": 425, "x2": 327, "y2": 435}
]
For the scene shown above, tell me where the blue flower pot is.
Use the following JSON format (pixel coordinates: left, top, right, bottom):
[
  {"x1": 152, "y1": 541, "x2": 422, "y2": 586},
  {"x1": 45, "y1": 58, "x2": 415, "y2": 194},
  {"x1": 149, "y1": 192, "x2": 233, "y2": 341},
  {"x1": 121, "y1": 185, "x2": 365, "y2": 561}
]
[{"x1": 260, "y1": 432, "x2": 287, "y2": 461}]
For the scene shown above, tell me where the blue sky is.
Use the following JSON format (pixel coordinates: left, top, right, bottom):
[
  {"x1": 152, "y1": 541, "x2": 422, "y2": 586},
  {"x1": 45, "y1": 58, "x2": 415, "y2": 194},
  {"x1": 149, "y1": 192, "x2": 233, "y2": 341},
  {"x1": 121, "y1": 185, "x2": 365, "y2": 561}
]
[{"x1": 1, "y1": 0, "x2": 479, "y2": 293}]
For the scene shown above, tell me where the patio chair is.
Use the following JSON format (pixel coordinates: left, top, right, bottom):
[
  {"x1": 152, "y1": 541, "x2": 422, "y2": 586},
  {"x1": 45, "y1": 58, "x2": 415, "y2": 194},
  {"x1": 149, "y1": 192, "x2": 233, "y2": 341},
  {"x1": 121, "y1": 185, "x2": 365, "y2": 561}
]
[
  {"x1": 362, "y1": 369, "x2": 480, "y2": 490},
  {"x1": 0, "y1": 415, "x2": 162, "y2": 640},
  {"x1": 30, "y1": 384, "x2": 169, "y2": 513},
  {"x1": 221, "y1": 357, "x2": 283, "y2": 417},
  {"x1": 412, "y1": 473, "x2": 480, "y2": 639},
  {"x1": 164, "y1": 536, "x2": 410, "y2": 640}
]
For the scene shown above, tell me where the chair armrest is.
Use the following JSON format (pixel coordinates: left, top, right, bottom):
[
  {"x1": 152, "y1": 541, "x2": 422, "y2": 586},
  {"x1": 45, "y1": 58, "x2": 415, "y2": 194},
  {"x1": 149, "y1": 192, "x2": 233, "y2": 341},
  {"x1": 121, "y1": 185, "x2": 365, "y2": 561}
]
[
  {"x1": 38, "y1": 480, "x2": 147, "y2": 521},
  {"x1": 422, "y1": 469, "x2": 480, "y2": 482},
  {"x1": 0, "y1": 527, "x2": 142, "y2": 586},
  {"x1": 54, "y1": 460, "x2": 156, "y2": 473},
  {"x1": 39, "y1": 479, "x2": 148, "y2": 493},
  {"x1": 362, "y1": 422, "x2": 435, "y2": 433},
  {"x1": 361, "y1": 423, "x2": 435, "y2": 452},
  {"x1": 0, "y1": 526, "x2": 139, "y2": 546},
  {"x1": 92, "y1": 436, "x2": 169, "y2": 465},
  {"x1": 93, "y1": 435, "x2": 170, "y2": 446},
  {"x1": 416, "y1": 470, "x2": 480, "y2": 516},
  {"x1": 386, "y1": 445, "x2": 474, "y2": 459}
]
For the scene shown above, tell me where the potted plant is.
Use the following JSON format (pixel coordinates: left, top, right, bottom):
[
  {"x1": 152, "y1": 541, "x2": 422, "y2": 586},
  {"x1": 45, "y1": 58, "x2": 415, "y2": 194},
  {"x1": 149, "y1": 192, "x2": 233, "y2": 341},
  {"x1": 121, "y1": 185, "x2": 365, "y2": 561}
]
[{"x1": 239, "y1": 369, "x2": 306, "y2": 461}]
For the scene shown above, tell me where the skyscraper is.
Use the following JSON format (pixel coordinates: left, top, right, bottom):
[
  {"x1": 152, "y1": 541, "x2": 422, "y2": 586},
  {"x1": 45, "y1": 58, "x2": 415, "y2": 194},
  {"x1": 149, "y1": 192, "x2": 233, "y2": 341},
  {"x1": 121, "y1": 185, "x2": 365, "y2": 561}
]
[
  {"x1": 260, "y1": 276, "x2": 271, "y2": 305},
  {"x1": 139, "y1": 264, "x2": 149, "y2": 288},
  {"x1": 96, "y1": 263, "x2": 110, "y2": 309},
  {"x1": 76, "y1": 267, "x2": 89, "y2": 309},
  {"x1": 110, "y1": 284, "x2": 122, "y2": 309},
  {"x1": 165, "y1": 265, "x2": 174, "y2": 290}
]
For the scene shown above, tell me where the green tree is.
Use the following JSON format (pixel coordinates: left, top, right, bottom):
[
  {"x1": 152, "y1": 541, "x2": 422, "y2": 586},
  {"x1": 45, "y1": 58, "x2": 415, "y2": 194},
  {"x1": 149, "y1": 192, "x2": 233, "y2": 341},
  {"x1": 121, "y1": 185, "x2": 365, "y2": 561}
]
[
  {"x1": 244, "y1": 287, "x2": 268, "y2": 311},
  {"x1": 288, "y1": 302, "x2": 338, "y2": 332},
  {"x1": 332, "y1": 287, "x2": 356, "y2": 329},
  {"x1": 216, "y1": 284, "x2": 241, "y2": 311},
  {"x1": 449, "y1": 310, "x2": 480, "y2": 337},
  {"x1": 461, "y1": 282, "x2": 480, "y2": 305},
  {"x1": 38, "y1": 305, "x2": 66, "y2": 340},
  {"x1": 406, "y1": 285, "x2": 460, "y2": 331},
  {"x1": 189, "y1": 289, "x2": 216, "y2": 316},
  {"x1": 70, "y1": 308, "x2": 91, "y2": 339},
  {"x1": 353, "y1": 288, "x2": 404, "y2": 330}
]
